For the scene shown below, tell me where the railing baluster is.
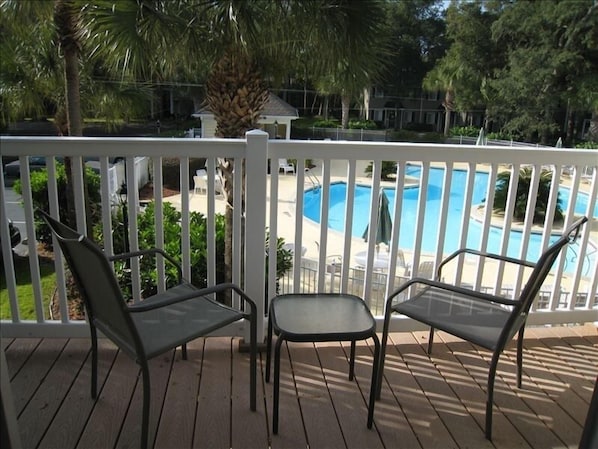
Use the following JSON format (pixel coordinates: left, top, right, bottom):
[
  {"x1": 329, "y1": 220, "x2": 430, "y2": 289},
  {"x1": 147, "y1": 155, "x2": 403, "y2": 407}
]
[
  {"x1": 153, "y1": 156, "x2": 166, "y2": 294},
  {"x1": 0, "y1": 137, "x2": 595, "y2": 336}
]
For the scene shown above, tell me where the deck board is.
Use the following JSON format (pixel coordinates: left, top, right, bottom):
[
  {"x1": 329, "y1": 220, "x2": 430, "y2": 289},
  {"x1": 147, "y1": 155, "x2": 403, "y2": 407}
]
[
  {"x1": 37, "y1": 339, "x2": 117, "y2": 449},
  {"x1": 194, "y1": 337, "x2": 231, "y2": 449},
  {"x1": 289, "y1": 342, "x2": 344, "y2": 448},
  {"x1": 266, "y1": 342, "x2": 307, "y2": 449},
  {"x1": 18, "y1": 338, "x2": 89, "y2": 449},
  {"x1": 2, "y1": 324, "x2": 596, "y2": 449},
  {"x1": 154, "y1": 340, "x2": 202, "y2": 449}
]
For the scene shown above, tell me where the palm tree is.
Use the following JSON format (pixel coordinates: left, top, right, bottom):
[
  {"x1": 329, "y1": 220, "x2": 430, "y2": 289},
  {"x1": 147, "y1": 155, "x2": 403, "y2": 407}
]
[
  {"x1": 0, "y1": 1, "x2": 151, "y2": 132},
  {"x1": 310, "y1": 7, "x2": 387, "y2": 129},
  {"x1": 493, "y1": 167, "x2": 563, "y2": 224},
  {"x1": 3, "y1": 0, "x2": 388, "y2": 294},
  {"x1": 423, "y1": 57, "x2": 460, "y2": 136},
  {"x1": 1, "y1": 0, "x2": 151, "y2": 233},
  {"x1": 192, "y1": 0, "x2": 388, "y2": 292}
]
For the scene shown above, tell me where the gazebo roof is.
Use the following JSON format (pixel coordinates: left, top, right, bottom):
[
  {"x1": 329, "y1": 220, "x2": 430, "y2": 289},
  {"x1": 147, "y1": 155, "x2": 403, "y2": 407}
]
[{"x1": 192, "y1": 92, "x2": 298, "y2": 118}]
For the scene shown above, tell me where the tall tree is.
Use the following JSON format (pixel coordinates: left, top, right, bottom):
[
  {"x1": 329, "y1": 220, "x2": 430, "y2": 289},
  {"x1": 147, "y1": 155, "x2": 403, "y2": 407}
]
[
  {"x1": 1, "y1": 0, "x2": 153, "y2": 234},
  {"x1": 3, "y1": 0, "x2": 391, "y2": 294},
  {"x1": 423, "y1": 0, "x2": 500, "y2": 135},
  {"x1": 487, "y1": 0, "x2": 598, "y2": 143},
  {"x1": 381, "y1": 0, "x2": 447, "y2": 97},
  {"x1": 307, "y1": 1, "x2": 388, "y2": 129},
  {"x1": 0, "y1": 1, "x2": 150, "y2": 131}
]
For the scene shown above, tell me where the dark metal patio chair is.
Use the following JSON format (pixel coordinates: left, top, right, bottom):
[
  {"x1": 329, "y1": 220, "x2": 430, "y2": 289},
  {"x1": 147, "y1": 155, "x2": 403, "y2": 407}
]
[
  {"x1": 39, "y1": 209, "x2": 257, "y2": 449},
  {"x1": 377, "y1": 216, "x2": 588, "y2": 440}
]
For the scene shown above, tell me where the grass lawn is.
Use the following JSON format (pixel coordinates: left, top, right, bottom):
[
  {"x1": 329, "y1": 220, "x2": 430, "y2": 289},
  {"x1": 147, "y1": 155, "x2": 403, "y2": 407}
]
[{"x1": 0, "y1": 255, "x2": 56, "y2": 320}]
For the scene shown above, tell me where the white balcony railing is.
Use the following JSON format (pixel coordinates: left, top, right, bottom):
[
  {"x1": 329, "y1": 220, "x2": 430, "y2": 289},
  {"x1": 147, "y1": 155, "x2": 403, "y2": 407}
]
[{"x1": 1, "y1": 133, "x2": 597, "y2": 341}]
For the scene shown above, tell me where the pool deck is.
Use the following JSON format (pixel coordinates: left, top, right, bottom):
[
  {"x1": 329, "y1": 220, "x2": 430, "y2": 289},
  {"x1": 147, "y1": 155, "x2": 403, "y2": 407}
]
[{"x1": 168, "y1": 159, "x2": 596, "y2": 296}]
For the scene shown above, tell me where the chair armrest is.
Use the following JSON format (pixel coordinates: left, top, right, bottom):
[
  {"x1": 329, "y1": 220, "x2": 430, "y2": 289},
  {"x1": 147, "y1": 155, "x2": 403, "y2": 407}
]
[
  {"x1": 108, "y1": 248, "x2": 183, "y2": 283},
  {"x1": 438, "y1": 248, "x2": 536, "y2": 278},
  {"x1": 385, "y1": 277, "x2": 519, "y2": 316},
  {"x1": 127, "y1": 282, "x2": 257, "y2": 317}
]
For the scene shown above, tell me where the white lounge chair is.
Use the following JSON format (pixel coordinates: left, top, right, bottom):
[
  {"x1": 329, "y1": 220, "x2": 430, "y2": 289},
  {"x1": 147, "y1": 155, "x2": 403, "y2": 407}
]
[
  {"x1": 417, "y1": 261, "x2": 435, "y2": 279},
  {"x1": 195, "y1": 168, "x2": 224, "y2": 195},
  {"x1": 193, "y1": 170, "x2": 208, "y2": 195},
  {"x1": 278, "y1": 159, "x2": 295, "y2": 174}
]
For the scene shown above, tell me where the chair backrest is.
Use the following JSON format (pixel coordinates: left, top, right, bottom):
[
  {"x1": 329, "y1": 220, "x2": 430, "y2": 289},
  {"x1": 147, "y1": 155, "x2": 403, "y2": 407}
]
[
  {"x1": 38, "y1": 210, "x2": 142, "y2": 358},
  {"x1": 505, "y1": 216, "x2": 588, "y2": 339}
]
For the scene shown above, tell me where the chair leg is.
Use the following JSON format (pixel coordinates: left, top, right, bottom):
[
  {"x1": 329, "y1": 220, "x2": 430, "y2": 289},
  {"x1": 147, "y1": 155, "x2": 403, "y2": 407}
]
[
  {"x1": 90, "y1": 325, "x2": 98, "y2": 399},
  {"x1": 273, "y1": 338, "x2": 283, "y2": 434},
  {"x1": 368, "y1": 334, "x2": 381, "y2": 429},
  {"x1": 516, "y1": 327, "x2": 525, "y2": 388},
  {"x1": 376, "y1": 313, "x2": 392, "y2": 400},
  {"x1": 349, "y1": 341, "x2": 356, "y2": 381},
  {"x1": 265, "y1": 315, "x2": 273, "y2": 383},
  {"x1": 140, "y1": 361, "x2": 151, "y2": 449},
  {"x1": 181, "y1": 344, "x2": 187, "y2": 360},
  {"x1": 427, "y1": 327, "x2": 435, "y2": 355},
  {"x1": 485, "y1": 352, "x2": 501, "y2": 440},
  {"x1": 249, "y1": 310, "x2": 257, "y2": 411}
]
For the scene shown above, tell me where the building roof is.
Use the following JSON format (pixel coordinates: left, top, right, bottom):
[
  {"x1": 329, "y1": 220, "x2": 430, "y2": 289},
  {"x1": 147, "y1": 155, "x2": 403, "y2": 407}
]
[{"x1": 193, "y1": 92, "x2": 298, "y2": 118}]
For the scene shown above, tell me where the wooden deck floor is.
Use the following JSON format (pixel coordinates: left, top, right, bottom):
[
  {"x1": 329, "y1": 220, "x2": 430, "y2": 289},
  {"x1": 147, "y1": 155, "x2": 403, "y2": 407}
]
[{"x1": 2, "y1": 324, "x2": 596, "y2": 449}]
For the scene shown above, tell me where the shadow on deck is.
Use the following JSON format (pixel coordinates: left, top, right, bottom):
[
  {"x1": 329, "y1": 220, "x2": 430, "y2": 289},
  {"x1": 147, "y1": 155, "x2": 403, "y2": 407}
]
[{"x1": 2, "y1": 324, "x2": 596, "y2": 449}]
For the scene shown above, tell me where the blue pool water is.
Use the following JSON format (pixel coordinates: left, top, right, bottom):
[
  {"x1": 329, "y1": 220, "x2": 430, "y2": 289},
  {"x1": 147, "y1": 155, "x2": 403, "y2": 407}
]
[{"x1": 304, "y1": 165, "x2": 596, "y2": 269}]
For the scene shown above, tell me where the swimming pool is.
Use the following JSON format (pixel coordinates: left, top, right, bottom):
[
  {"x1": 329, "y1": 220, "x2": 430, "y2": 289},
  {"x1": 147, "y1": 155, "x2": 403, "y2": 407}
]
[{"x1": 303, "y1": 166, "x2": 596, "y2": 270}]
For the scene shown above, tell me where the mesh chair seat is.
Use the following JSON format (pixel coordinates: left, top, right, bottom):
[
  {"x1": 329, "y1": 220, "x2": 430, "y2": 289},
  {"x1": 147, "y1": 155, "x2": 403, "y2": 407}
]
[
  {"x1": 393, "y1": 285, "x2": 516, "y2": 351},
  {"x1": 132, "y1": 283, "x2": 246, "y2": 359}
]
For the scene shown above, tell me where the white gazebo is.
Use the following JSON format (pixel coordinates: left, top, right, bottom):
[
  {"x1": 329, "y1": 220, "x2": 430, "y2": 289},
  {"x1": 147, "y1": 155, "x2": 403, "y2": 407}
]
[{"x1": 191, "y1": 92, "x2": 299, "y2": 139}]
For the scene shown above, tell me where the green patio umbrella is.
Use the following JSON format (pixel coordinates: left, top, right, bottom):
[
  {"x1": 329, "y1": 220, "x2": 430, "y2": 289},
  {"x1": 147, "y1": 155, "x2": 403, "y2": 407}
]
[{"x1": 362, "y1": 189, "x2": 392, "y2": 249}]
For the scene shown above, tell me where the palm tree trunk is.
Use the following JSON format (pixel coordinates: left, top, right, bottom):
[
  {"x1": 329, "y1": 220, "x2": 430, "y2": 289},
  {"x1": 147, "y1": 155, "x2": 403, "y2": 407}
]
[
  {"x1": 64, "y1": 49, "x2": 82, "y2": 136},
  {"x1": 55, "y1": 0, "x2": 91, "y2": 236},
  {"x1": 443, "y1": 89, "x2": 454, "y2": 137},
  {"x1": 341, "y1": 94, "x2": 350, "y2": 129},
  {"x1": 206, "y1": 50, "x2": 269, "y2": 304}
]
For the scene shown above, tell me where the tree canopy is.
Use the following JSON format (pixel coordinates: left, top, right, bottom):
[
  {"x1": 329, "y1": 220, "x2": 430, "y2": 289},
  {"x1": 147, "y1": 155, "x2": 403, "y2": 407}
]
[{"x1": 424, "y1": 0, "x2": 598, "y2": 144}]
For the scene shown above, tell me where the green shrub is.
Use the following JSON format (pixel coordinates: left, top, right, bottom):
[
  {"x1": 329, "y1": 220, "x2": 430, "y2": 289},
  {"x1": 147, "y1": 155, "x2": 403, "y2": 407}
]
[
  {"x1": 266, "y1": 231, "x2": 293, "y2": 293},
  {"x1": 102, "y1": 201, "x2": 224, "y2": 299},
  {"x1": 487, "y1": 131, "x2": 515, "y2": 141},
  {"x1": 575, "y1": 141, "x2": 598, "y2": 149},
  {"x1": 364, "y1": 161, "x2": 398, "y2": 181},
  {"x1": 492, "y1": 167, "x2": 563, "y2": 224},
  {"x1": 313, "y1": 118, "x2": 339, "y2": 128},
  {"x1": 14, "y1": 163, "x2": 101, "y2": 245},
  {"x1": 449, "y1": 126, "x2": 480, "y2": 137},
  {"x1": 104, "y1": 201, "x2": 292, "y2": 300},
  {"x1": 348, "y1": 119, "x2": 378, "y2": 130}
]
